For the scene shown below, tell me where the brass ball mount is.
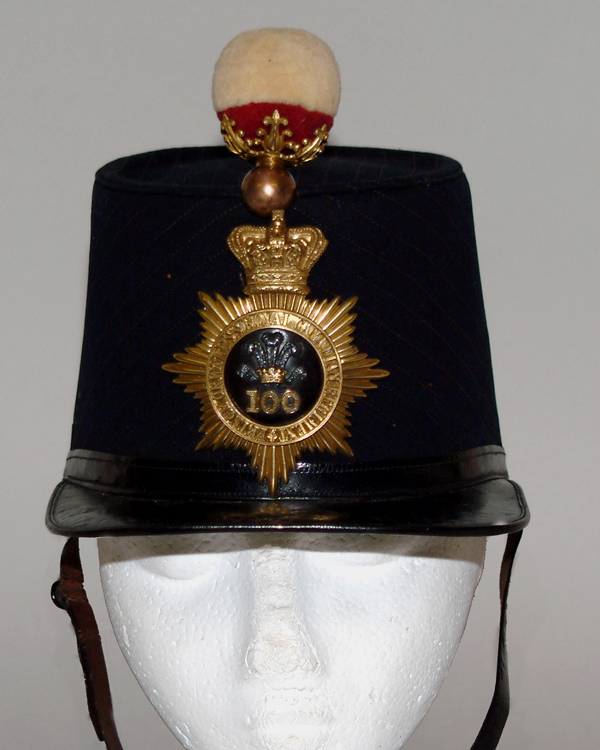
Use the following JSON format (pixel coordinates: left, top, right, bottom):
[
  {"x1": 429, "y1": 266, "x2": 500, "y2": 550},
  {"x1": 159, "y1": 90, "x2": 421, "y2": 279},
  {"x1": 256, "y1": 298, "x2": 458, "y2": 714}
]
[{"x1": 241, "y1": 155, "x2": 296, "y2": 218}]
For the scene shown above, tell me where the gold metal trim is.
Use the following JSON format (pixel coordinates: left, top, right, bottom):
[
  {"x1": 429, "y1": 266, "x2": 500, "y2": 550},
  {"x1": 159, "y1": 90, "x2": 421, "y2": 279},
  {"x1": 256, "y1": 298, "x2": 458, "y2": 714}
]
[
  {"x1": 221, "y1": 110, "x2": 329, "y2": 166},
  {"x1": 205, "y1": 308, "x2": 343, "y2": 446}
]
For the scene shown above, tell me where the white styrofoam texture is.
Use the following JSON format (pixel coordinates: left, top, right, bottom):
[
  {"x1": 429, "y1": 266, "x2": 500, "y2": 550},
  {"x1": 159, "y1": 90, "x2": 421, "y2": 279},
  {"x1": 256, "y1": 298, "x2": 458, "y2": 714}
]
[{"x1": 99, "y1": 533, "x2": 485, "y2": 750}]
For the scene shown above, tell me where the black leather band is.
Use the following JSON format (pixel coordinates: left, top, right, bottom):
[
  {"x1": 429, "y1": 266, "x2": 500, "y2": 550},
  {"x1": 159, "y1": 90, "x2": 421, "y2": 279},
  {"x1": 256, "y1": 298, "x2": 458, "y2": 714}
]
[
  {"x1": 47, "y1": 445, "x2": 528, "y2": 537},
  {"x1": 63, "y1": 445, "x2": 508, "y2": 499}
]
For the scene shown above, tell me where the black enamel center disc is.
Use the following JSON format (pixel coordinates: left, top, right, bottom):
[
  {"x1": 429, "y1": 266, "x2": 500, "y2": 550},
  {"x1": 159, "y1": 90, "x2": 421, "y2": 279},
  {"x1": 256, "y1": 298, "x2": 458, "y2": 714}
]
[{"x1": 224, "y1": 328, "x2": 324, "y2": 426}]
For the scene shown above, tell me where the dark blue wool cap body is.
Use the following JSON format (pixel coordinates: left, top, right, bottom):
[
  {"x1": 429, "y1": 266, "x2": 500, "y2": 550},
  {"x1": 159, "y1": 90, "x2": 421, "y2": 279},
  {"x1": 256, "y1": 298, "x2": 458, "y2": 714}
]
[{"x1": 71, "y1": 146, "x2": 500, "y2": 465}]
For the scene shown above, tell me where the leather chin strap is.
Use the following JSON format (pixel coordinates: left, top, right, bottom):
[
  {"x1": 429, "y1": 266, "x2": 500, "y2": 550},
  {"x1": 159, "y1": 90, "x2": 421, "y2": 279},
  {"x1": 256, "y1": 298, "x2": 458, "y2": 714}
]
[
  {"x1": 51, "y1": 538, "x2": 123, "y2": 750},
  {"x1": 470, "y1": 530, "x2": 522, "y2": 750},
  {"x1": 52, "y1": 530, "x2": 523, "y2": 750}
]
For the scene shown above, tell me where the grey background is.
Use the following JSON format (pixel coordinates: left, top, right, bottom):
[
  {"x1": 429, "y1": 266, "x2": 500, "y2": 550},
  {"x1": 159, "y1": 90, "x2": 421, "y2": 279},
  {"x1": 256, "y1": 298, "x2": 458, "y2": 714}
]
[{"x1": 2, "y1": 1, "x2": 598, "y2": 748}]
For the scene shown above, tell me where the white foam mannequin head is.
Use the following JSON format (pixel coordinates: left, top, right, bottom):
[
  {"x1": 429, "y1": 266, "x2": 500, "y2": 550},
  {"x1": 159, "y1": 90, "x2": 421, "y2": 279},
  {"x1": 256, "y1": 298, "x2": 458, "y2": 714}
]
[{"x1": 99, "y1": 532, "x2": 485, "y2": 750}]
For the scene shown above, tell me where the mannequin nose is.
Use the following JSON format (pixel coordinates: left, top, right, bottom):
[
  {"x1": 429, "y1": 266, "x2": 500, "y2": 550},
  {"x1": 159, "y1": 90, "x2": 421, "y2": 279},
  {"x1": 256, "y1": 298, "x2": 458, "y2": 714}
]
[{"x1": 245, "y1": 546, "x2": 321, "y2": 677}]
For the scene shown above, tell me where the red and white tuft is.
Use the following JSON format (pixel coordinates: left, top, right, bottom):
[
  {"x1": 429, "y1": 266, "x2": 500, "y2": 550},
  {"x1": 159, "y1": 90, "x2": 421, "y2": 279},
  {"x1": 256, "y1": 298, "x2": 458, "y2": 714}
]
[{"x1": 212, "y1": 28, "x2": 341, "y2": 142}]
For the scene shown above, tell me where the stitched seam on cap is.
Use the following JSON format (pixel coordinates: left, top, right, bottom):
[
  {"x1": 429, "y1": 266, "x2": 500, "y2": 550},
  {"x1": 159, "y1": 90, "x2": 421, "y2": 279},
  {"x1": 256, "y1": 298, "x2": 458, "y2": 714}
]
[
  {"x1": 61, "y1": 474, "x2": 507, "y2": 500},
  {"x1": 94, "y1": 148, "x2": 464, "y2": 198},
  {"x1": 65, "y1": 446, "x2": 505, "y2": 476},
  {"x1": 94, "y1": 171, "x2": 465, "y2": 199}
]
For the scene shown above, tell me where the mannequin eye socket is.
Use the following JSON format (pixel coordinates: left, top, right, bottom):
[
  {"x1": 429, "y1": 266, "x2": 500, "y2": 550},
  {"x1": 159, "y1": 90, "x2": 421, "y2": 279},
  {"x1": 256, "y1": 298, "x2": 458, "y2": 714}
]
[
  {"x1": 293, "y1": 534, "x2": 430, "y2": 567},
  {"x1": 138, "y1": 555, "x2": 223, "y2": 581},
  {"x1": 121, "y1": 534, "x2": 248, "y2": 580},
  {"x1": 103, "y1": 533, "x2": 446, "y2": 578},
  {"x1": 313, "y1": 551, "x2": 396, "y2": 567}
]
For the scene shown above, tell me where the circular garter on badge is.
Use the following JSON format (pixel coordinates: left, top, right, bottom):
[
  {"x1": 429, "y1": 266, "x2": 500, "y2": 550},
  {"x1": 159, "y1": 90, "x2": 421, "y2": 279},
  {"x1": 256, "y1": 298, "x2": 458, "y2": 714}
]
[
  {"x1": 211, "y1": 310, "x2": 340, "y2": 440},
  {"x1": 164, "y1": 291, "x2": 387, "y2": 496}
]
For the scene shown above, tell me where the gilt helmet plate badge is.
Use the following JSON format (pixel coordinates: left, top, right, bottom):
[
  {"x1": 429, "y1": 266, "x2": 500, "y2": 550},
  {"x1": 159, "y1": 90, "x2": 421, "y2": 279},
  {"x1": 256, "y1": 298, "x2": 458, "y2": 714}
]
[{"x1": 164, "y1": 105, "x2": 388, "y2": 495}]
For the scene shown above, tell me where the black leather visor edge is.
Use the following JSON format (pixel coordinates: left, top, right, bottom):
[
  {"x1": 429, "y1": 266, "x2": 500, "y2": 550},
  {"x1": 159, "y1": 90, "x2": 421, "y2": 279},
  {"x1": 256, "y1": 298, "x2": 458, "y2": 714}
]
[{"x1": 46, "y1": 446, "x2": 529, "y2": 537}]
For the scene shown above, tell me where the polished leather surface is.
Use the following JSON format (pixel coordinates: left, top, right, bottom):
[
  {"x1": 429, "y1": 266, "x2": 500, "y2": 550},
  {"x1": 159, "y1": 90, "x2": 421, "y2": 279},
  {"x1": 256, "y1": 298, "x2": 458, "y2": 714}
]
[
  {"x1": 64, "y1": 445, "x2": 509, "y2": 495},
  {"x1": 46, "y1": 445, "x2": 529, "y2": 537}
]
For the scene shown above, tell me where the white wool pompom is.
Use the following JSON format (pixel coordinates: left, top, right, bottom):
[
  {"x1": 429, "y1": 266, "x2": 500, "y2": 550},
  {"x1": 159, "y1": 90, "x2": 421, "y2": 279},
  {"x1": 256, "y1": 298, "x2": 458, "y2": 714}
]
[{"x1": 212, "y1": 28, "x2": 341, "y2": 115}]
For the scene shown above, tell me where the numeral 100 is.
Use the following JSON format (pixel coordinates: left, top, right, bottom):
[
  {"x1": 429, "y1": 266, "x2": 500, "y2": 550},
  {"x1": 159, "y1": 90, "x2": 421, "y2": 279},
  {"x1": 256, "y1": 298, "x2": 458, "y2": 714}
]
[{"x1": 246, "y1": 389, "x2": 301, "y2": 415}]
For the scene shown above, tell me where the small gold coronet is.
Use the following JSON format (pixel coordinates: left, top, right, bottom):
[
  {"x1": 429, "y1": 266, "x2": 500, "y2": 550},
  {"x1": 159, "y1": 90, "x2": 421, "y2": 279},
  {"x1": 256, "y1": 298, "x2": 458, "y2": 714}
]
[
  {"x1": 257, "y1": 367, "x2": 287, "y2": 384},
  {"x1": 221, "y1": 110, "x2": 329, "y2": 166}
]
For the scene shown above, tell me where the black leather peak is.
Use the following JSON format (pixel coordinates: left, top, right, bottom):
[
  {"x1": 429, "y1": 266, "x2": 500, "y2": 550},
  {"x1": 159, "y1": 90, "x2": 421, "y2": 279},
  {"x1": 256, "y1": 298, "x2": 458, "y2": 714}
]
[{"x1": 47, "y1": 446, "x2": 528, "y2": 537}]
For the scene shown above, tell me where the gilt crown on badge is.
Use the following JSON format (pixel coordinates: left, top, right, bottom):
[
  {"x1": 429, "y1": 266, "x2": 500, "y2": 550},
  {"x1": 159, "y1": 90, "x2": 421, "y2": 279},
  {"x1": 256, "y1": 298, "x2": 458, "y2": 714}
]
[{"x1": 228, "y1": 210, "x2": 327, "y2": 296}]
